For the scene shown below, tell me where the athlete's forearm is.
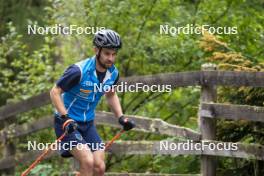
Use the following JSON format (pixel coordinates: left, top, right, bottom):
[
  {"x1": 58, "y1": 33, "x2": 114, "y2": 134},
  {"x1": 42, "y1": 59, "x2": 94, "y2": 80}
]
[
  {"x1": 50, "y1": 85, "x2": 67, "y2": 115},
  {"x1": 105, "y1": 92, "x2": 123, "y2": 118}
]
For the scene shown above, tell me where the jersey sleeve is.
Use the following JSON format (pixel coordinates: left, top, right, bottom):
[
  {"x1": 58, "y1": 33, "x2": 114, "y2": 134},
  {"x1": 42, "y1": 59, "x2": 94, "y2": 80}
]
[{"x1": 56, "y1": 65, "x2": 81, "y2": 92}]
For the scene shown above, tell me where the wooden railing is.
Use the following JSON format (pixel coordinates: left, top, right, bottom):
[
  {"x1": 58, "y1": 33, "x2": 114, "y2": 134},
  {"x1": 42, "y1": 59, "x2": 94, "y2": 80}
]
[{"x1": 1, "y1": 64, "x2": 264, "y2": 176}]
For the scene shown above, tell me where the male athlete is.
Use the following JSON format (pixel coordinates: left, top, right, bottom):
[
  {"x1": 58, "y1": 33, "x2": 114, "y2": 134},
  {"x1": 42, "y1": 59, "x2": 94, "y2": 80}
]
[{"x1": 50, "y1": 29, "x2": 135, "y2": 176}]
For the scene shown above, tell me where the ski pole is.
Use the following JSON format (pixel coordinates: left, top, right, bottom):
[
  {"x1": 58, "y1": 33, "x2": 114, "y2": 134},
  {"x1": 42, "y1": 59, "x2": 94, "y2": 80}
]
[
  {"x1": 21, "y1": 132, "x2": 67, "y2": 176},
  {"x1": 105, "y1": 129, "x2": 125, "y2": 151},
  {"x1": 22, "y1": 129, "x2": 125, "y2": 176}
]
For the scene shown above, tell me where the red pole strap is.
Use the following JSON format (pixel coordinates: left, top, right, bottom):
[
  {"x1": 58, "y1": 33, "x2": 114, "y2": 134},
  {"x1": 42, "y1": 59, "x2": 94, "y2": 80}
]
[{"x1": 21, "y1": 132, "x2": 67, "y2": 176}]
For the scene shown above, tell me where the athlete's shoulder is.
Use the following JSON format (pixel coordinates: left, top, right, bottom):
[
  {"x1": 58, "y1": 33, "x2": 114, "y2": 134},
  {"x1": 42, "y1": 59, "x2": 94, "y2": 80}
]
[
  {"x1": 75, "y1": 56, "x2": 96, "y2": 73},
  {"x1": 109, "y1": 63, "x2": 118, "y2": 73},
  {"x1": 75, "y1": 56, "x2": 94, "y2": 67}
]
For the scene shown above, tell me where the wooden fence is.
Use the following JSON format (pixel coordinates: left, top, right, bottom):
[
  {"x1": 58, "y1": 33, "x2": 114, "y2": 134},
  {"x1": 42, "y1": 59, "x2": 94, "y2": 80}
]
[{"x1": 0, "y1": 63, "x2": 264, "y2": 175}]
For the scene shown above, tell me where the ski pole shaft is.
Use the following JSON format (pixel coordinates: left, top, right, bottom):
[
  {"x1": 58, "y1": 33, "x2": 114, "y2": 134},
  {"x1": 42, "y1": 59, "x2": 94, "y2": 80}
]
[
  {"x1": 105, "y1": 130, "x2": 125, "y2": 151},
  {"x1": 21, "y1": 132, "x2": 67, "y2": 176}
]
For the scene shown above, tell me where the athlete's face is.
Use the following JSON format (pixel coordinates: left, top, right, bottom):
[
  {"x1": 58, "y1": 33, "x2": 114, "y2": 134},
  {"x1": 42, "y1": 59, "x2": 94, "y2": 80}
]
[{"x1": 95, "y1": 48, "x2": 117, "y2": 69}]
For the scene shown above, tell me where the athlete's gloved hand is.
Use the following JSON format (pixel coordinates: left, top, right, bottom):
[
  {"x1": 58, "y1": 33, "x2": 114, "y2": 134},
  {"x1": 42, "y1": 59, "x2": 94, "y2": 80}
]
[
  {"x1": 118, "y1": 115, "x2": 136, "y2": 131},
  {"x1": 61, "y1": 114, "x2": 78, "y2": 134}
]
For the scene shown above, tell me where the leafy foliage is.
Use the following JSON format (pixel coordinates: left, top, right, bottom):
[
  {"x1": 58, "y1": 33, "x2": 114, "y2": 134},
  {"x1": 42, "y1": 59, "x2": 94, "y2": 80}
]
[
  {"x1": 0, "y1": 0, "x2": 264, "y2": 175},
  {"x1": 199, "y1": 25, "x2": 264, "y2": 175}
]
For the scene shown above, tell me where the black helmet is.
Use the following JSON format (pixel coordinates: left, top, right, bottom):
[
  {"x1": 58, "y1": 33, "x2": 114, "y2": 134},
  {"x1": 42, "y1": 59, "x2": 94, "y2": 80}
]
[{"x1": 93, "y1": 29, "x2": 122, "y2": 50}]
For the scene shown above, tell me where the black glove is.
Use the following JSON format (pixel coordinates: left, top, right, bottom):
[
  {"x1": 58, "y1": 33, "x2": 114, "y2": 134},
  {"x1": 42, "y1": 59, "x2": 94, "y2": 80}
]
[
  {"x1": 118, "y1": 116, "x2": 135, "y2": 131},
  {"x1": 61, "y1": 114, "x2": 78, "y2": 134}
]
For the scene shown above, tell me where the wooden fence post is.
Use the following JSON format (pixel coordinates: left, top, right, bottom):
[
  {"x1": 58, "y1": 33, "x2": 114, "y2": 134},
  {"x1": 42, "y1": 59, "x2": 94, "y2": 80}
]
[
  {"x1": 199, "y1": 63, "x2": 217, "y2": 176},
  {"x1": 1, "y1": 119, "x2": 16, "y2": 175}
]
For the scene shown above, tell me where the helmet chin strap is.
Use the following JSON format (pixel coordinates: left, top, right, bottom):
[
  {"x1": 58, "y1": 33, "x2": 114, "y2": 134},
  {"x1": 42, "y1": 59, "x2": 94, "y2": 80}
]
[
  {"x1": 95, "y1": 47, "x2": 101, "y2": 60},
  {"x1": 96, "y1": 48, "x2": 107, "y2": 70}
]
